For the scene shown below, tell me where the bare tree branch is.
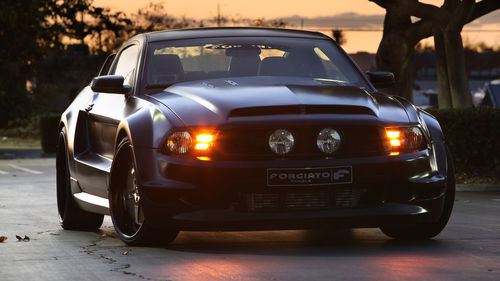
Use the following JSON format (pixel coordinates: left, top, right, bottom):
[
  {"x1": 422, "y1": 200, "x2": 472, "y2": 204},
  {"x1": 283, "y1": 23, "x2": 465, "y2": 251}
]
[
  {"x1": 368, "y1": 0, "x2": 389, "y2": 9},
  {"x1": 469, "y1": 0, "x2": 500, "y2": 22},
  {"x1": 443, "y1": 0, "x2": 459, "y2": 11},
  {"x1": 449, "y1": 0, "x2": 475, "y2": 31},
  {"x1": 402, "y1": 0, "x2": 500, "y2": 45},
  {"x1": 406, "y1": 1, "x2": 447, "y2": 23},
  {"x1": 370, "y1": 0, "x2": 446, "y2": 20},
  {"x1": 408, "y1": 19, "x2": 433, "y2": 45}
]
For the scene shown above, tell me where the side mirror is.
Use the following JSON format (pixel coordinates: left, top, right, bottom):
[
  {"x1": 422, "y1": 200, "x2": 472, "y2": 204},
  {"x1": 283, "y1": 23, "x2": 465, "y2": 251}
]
[
  {"x1": 366, "y1": 71, "x2": 395, "y2": 89},
  {"x1": 90, "y1": 75, "x2": 131, "y2": 94}
]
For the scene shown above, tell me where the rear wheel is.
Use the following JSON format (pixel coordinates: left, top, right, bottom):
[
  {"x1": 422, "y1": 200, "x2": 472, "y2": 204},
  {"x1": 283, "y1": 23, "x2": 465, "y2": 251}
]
[
  {"x1": 380, "y1": 146, "x2": 455, "y2": 240},
  {"x1": 109, "y1": 138, "x2": 178, "y2": 246},
  {"x1": 57, "y1": 129, "x2": 104, "y2": 230}
]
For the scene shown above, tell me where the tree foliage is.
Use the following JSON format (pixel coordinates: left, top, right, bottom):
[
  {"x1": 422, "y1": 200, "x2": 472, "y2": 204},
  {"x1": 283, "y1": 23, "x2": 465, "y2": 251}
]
[
  {"x1": 131, "y1": 2, "x2": 195, "y2": 33},
  {"x1": 0, "y1": 0, "x2": 49, "y2": 127},
  {"x1": 331, "y1": 29, "x2": 346, "y2": 45},
  {"x1": 250, "y1": 18, "x2": 288, "y2": 28},
  {"x1": 0, "y1": 0, "x2": 206, "y2": 128}
]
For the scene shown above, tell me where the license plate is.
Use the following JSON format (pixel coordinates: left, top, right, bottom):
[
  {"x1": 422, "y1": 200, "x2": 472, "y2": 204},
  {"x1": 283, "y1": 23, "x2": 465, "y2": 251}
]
[{"x1": 267, "y1": 166, "x2": 352, "y2": 186}]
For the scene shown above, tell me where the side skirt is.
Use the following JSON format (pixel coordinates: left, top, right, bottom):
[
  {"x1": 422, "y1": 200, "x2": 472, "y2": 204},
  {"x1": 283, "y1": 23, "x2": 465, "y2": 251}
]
[{"x1": 73, "y1": 192, "x2": 110, "y2": 215}]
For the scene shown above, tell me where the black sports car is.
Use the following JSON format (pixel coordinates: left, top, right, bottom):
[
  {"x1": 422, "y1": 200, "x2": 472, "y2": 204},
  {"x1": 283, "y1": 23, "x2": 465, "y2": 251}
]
[{"x1": 57, "y1": 27, "x2": 454, "y2": 246}]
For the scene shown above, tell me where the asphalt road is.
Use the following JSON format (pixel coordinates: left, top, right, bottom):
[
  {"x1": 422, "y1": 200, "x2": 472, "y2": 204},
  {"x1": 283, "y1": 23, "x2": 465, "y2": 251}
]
[{"x1": 1, "y1": 158, "x2": 499, "y2": 281}]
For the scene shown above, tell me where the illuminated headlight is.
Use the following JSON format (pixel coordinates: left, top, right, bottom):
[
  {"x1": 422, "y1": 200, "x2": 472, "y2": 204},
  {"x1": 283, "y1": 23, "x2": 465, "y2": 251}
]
[
  {"x1": 166, "y1": 130, "x2": 217, "y2": 155},
  {"x1": 166, "y1": 131, "x2": 192, "y2": 154},
  {"x1": 269, "y1": 129, "x2": 294, "y2": 155},
  {"x1": 385, "y1": 126, "x2": 426, "y2": 154},
  {"x1": 317, "y1": 128, "x2": 341, "y2": 154}
]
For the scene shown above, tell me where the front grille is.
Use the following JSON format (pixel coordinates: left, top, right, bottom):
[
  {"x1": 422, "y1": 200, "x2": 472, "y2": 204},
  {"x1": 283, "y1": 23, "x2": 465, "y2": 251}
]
[
  {"x1": 249, "y1": 192, "x2": 280, "y2": 210},
  {"x1": 244, "y1": 187, "x2": 377, "y2": 212},
  {"x1": 285, "y1": 192, "x2": 330, "y2": 210},
  {"x1": 214, "y1": 125, "x2": 385, "y2": 160},
  {"x1": 334, "y1": 188, "x2": 363, "y2": 208}
]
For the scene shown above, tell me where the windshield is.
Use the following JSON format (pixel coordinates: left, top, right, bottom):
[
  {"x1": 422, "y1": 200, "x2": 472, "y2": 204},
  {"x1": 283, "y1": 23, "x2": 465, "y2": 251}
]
[{"x1": 145, "y1": 37, "x2": 369, "y2": 89}]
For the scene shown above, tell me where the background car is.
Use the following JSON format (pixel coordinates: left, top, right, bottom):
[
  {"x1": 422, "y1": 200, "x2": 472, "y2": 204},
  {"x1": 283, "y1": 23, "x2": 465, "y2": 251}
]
[
  {"x1": 57, "y1": 27, "x2": 455, "y2": 246},
  {"x1": 478, "y1": 79, "x2": 500, "y2": 107}
]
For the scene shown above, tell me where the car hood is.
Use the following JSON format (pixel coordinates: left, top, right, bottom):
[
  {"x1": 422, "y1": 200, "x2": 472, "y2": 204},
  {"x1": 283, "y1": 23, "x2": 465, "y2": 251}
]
[{"x1": 150, "y1": 77, "x2": 409, "y2": 127}]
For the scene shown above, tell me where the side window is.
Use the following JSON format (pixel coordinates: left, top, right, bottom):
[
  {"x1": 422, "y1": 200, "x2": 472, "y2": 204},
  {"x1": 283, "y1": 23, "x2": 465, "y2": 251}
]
[
  {"x1": 112, "y1": 45, "x2": 140, "y2": 86},
  {"x1": 98, "y1": 53, "x2": 116, "y2": 76}
]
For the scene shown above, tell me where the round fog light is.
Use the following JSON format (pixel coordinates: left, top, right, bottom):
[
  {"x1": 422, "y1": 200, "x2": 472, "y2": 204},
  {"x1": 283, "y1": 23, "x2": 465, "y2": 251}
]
[
  {"x1": 317, "y1": 128, "x2": 341, "y2": 154},
  {"x1": 269, "y1": 129, "x2": 294, "y2": 155}
]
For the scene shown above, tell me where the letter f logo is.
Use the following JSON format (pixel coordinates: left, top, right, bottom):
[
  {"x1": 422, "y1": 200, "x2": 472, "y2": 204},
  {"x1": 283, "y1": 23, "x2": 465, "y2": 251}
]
[{"x1": 334, "y1": 169, "x2": 350, "y2": 180}]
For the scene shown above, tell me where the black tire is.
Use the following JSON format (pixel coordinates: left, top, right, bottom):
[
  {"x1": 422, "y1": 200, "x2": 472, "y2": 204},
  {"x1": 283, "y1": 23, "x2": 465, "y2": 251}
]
[
  {"x1": 380, "y1": 145, "x2": 455, "y2": 240},
  {"x1": 109, "y1": 138, "x2": 178, "y2": 246},
  {"x1": 57, "y1": 129, "x2": 104, "y2": 230}
]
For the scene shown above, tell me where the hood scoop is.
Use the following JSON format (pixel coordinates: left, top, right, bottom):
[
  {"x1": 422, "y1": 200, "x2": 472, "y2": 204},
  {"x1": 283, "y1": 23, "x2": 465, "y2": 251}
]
[{"x1": 228, "y1": 105, "x2": 376, "y2": 118}]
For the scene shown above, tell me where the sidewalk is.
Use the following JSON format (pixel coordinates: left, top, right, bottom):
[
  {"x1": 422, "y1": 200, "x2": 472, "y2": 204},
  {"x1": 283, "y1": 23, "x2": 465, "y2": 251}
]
[
  {"x1": 456, "y1": 184, "x2": 500, "y2": 192},
  {"x1": 0, "y1": 149, "x2": 51, "y2": 159}
]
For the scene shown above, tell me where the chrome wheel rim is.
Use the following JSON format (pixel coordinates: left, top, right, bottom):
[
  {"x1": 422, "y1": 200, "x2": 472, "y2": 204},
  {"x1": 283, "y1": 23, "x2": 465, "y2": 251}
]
[{"x1": 113, "y1": 151, "x2": 145, "y2": 238}]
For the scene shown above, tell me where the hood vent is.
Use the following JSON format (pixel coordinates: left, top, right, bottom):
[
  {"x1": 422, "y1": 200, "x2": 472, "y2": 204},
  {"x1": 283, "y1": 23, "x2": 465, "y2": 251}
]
[{"x1": 228, "y1": 105, "x2": 375, "y2": 118}]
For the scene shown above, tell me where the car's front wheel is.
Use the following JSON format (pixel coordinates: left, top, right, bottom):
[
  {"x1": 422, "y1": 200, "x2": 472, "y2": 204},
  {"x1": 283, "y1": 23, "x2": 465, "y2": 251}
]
[
  {"x1": 109, "y1": 138, "x2": 179, "y2": 246},
  {"x1": 57, "y1": 129, "x2": 104, "y2": 230},
  {"x1": 380, "y1": 146, "x2": 455, "y2": 240}
]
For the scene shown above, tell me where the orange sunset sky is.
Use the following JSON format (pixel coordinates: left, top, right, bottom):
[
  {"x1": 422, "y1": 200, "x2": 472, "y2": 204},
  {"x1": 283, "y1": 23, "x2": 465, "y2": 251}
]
[{"x1": 93, "y1": 0, "x2": 500, "y2": 53}]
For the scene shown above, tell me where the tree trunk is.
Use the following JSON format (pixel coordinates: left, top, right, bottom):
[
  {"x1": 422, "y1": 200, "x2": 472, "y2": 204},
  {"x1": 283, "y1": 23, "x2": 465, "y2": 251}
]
[
  {"x1": 433, "y1": 27, "x2": 452, "y2": 109},
  {"x1": 443, "y1": 28, "x2": 473, "y2": 108},
  {"x1": 375, "y1": 12, "x2": 414, "y2": 102},
  {"x1": 369, "y1": 0, "x2": 499, "y2": 108}
]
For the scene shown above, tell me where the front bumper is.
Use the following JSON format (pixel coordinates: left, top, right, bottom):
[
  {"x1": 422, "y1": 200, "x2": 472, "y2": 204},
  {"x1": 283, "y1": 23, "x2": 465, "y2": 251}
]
[{"x1": 134, "y1": 147, "x2": 447, "y2": 231}]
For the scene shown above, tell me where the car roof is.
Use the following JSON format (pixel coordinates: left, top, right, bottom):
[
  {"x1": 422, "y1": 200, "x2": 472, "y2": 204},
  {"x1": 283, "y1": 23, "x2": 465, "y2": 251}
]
[{"x1": 139, "y1": 27, "x2": 330, "y2": 43}]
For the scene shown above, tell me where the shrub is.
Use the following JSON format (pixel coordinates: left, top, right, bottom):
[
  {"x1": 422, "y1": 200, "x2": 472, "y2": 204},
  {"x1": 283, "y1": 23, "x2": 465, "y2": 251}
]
[
  {"x1": 0, "y1": 117, "x2": 41, "y2": 139},
  {"x1": 426, "y1": 107, "x2": 500, "y2": 183}
]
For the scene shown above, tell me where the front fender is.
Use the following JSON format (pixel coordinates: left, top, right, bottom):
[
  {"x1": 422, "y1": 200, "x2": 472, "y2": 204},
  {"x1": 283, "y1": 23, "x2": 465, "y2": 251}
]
[
  {"x1": 418, "y1": 109, "x2": 448, "y2": 179},
  {"x1": 392, "y1": 95, "x2": 448, "y2": 178},
  {"x1": 115, "y1": 106, "x2": 174, "y2": 150},
  {"x1": 418, "y1": 109, "x2": 444, "y2": 144},
  {"x1": 113, "y1": 106, "x2": 175, "y2": 191}
]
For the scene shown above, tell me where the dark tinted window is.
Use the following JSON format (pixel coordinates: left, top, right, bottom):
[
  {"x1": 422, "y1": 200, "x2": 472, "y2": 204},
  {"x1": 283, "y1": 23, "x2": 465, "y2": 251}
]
[{"x1": 98, "y1": 53, "x2": 116, "y2": 76}]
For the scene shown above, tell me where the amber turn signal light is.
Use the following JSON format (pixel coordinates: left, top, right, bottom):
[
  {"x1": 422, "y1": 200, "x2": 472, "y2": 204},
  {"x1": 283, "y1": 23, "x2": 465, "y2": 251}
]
[
  {"x1": 194, "y1": 133, "x2": 216, "y2": 151},
  {"x1": 384, "y1": 127, "x2": 425, "y2": 155},
  {"x1": 386, "y1": 129, "x2": 401, "y2": 148}
]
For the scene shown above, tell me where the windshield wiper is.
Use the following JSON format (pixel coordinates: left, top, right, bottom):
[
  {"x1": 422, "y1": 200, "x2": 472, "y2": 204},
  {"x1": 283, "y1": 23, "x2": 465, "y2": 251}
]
[{"x1": 314, "y1": 78, "x2": 347, "y2": 85}]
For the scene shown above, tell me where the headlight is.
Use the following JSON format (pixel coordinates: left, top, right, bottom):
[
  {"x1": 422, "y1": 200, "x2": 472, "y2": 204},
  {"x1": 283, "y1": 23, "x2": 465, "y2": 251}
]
[
  {"x1": 316, "y1": 128, "x2": 341, "y2": 154},
  {"x1": 166, "y1": 130, "x2": 217, "y2": 155},
  {"x1": 166, "y1": 131, "x2": 192, "y2": 154},
  {"x1": 385, "y1": 126, "x2": 426, "y2": 154}
]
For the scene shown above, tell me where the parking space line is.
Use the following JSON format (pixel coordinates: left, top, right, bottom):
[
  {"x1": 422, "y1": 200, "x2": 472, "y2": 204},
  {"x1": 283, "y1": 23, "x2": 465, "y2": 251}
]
[
  {"x1": 8, "y1": 164, "x2": 43, "y2": 175},
  {"x1": 0, "y1": 170, "x2": 8, "y2": 175}
]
